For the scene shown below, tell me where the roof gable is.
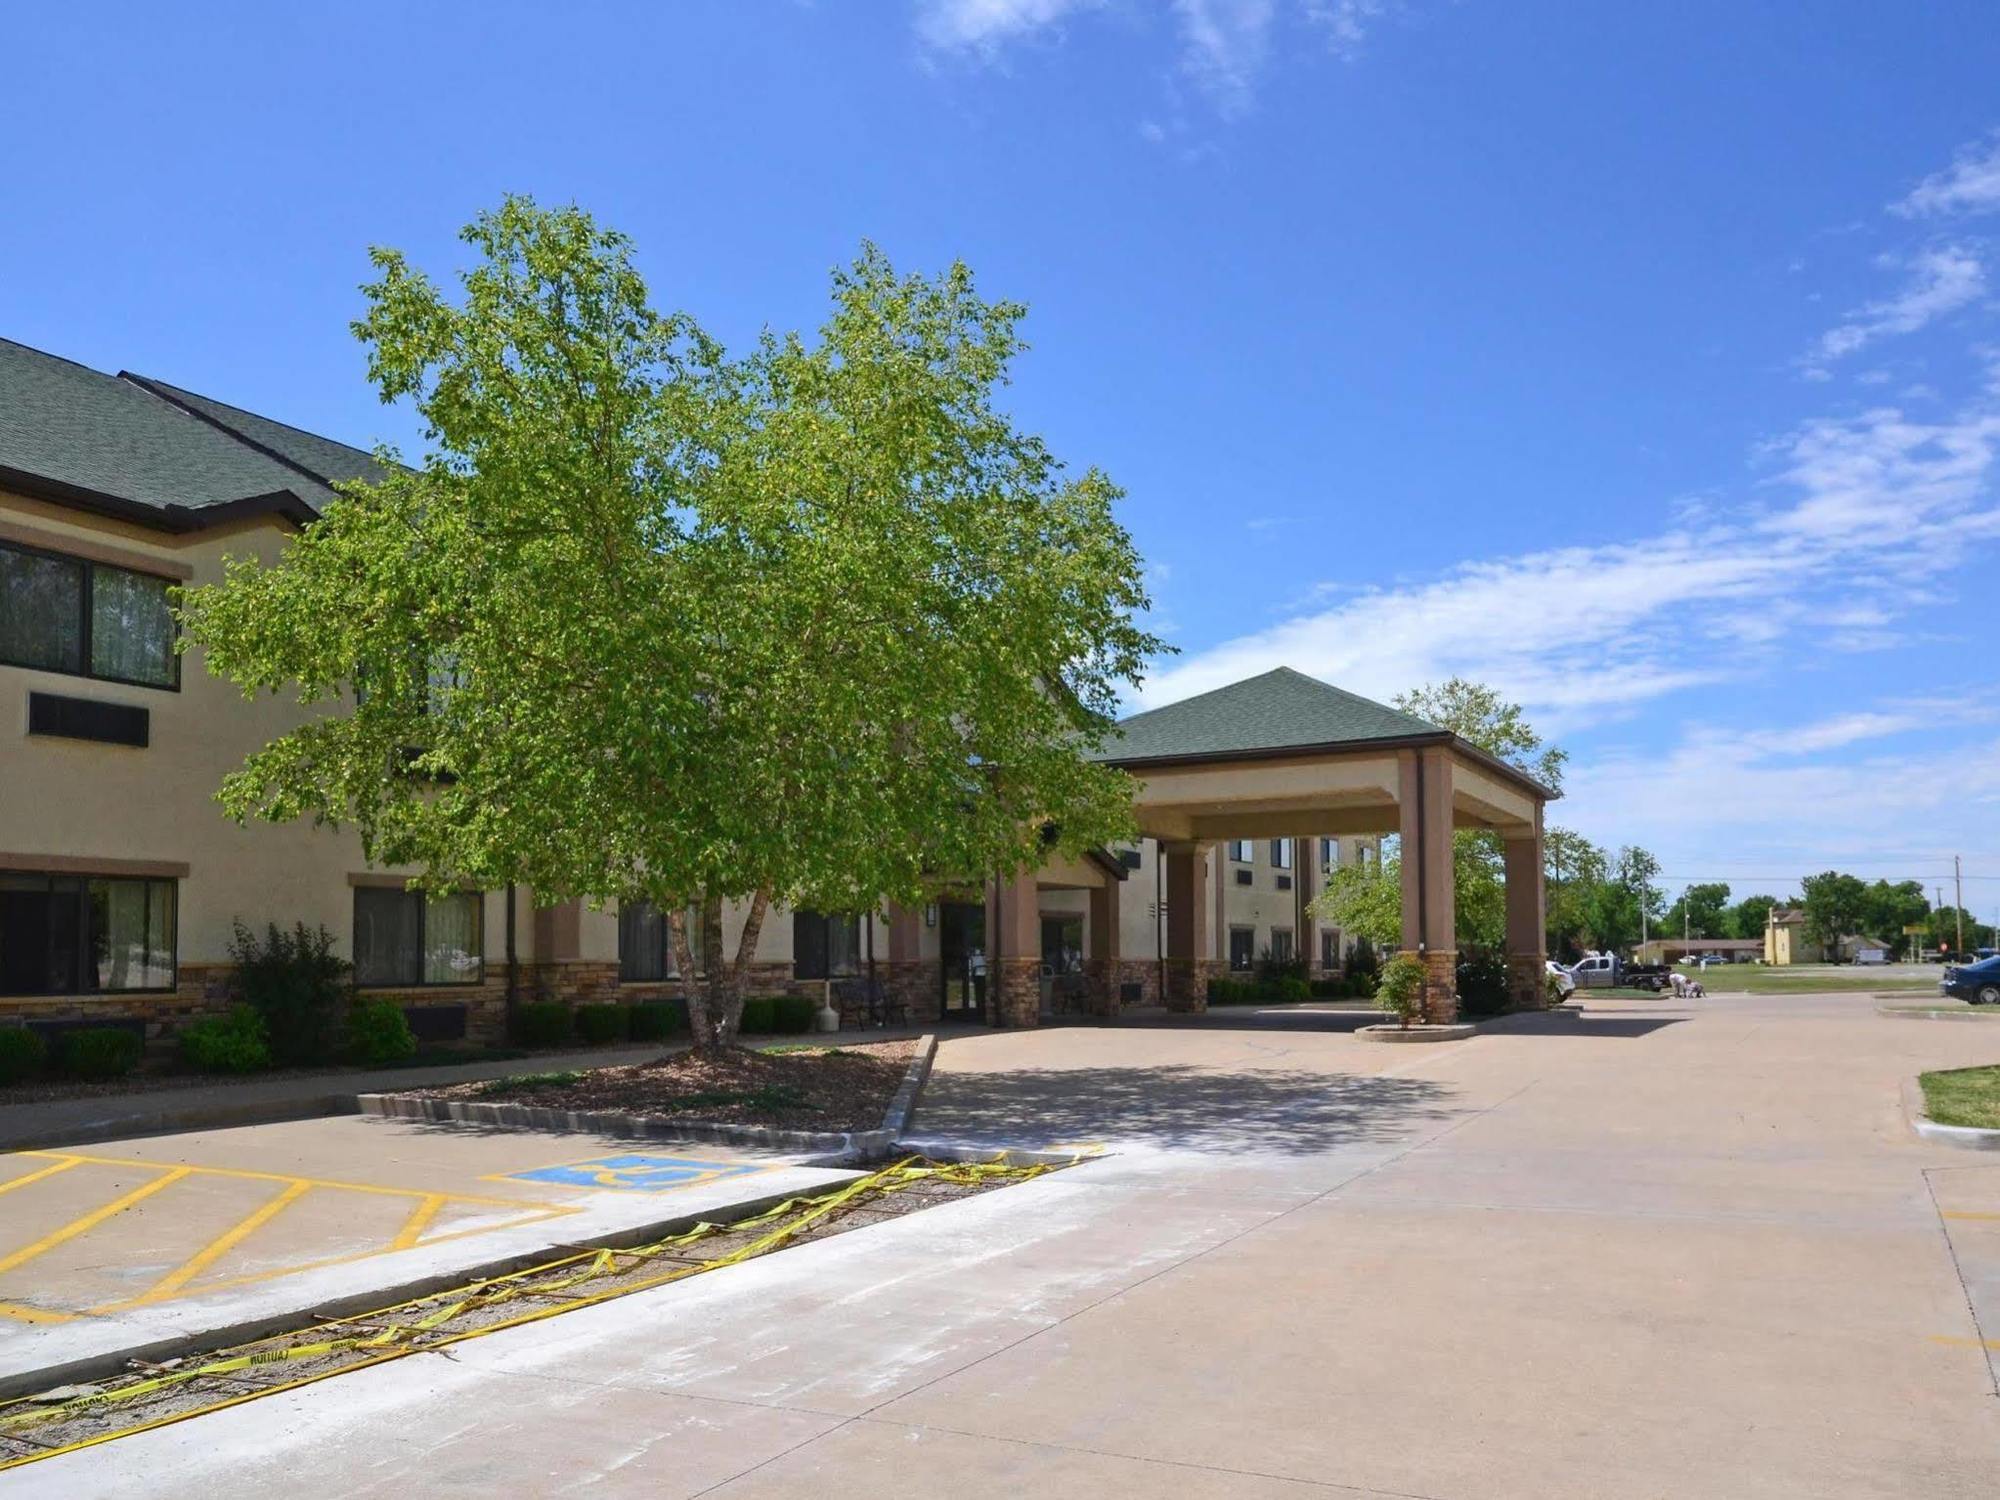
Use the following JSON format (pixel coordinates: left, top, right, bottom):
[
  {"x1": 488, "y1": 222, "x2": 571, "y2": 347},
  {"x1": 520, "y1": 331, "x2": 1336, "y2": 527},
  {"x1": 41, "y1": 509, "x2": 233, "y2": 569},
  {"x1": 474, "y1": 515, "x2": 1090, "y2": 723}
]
[
  {"x1": 124, "y1": 375, "x2": 394, "y2": 490},
  {"x1": 1100, "y1": 667, "x2": 1444, "y2": 764}
]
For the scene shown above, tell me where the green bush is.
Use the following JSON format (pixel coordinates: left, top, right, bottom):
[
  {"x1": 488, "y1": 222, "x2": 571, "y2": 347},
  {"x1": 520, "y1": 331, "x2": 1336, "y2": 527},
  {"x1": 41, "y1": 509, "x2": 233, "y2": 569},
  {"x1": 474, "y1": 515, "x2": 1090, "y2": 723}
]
[
  {"x1": 1375, "y1": 954, "x2": 1427, "y2": 1026},
  {"x1": 60, "y1": 1027, "x2": 143, "y2": 1080},
  {"x1": 514, "y1": 1002, "x2": 571, "y2": 1048},
  {"x1": 1273, "y1": 976, "x2": 1310, "y2": 1003},
  {"x1": 230, "y1": 920, "x2": 352, "y2": 1067},
  {"x1": 627, "y1": 1001, "x2": 687, "y2": 1041},
  {"x1": 1256, "y1": 952, "x2": 1309, "y2": 985},
  {"x1": 1344, "y1": 936, "x2": 1380, "y2": 985},
  {"x1": 738, "y1": 996, "x2": 778, "y2": 1034},
  {"x1": 1308, "y1": 977, "x2": 1346, "y2": 999},
  {"x1": 1454, "y1": 951, "x2": 1511, "y2": 1019},
  {"x1": 1348, "y1": 972, "x2": 1377, "y2": 999},
  {"x1": 0, "y1": 1027, "x2": 47, "y2": 1085},
  {"x1": 772, "y1": 994, "x2": 818, "y2": 1034},
  {"x1": 574, "y1": 1004, "x2": 631, "y2": 1045},
  {"x1": 180, "y1": 1006, "x2": 272, "y2": 1074},
  {"x1": 1207, "y1": 977, "x2": 1252, "y2": 1005},
  {"x1": 346, "y1": 999, "x2": 418, "y2": 1066}
]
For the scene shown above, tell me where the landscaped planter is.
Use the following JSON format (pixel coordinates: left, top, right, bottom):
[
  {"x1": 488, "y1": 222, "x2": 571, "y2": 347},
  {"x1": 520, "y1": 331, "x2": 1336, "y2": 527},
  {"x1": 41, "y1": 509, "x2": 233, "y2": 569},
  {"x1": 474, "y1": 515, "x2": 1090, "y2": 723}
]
[{"x1": 1359, "y1": 1023, "x2": 1476, "y2": 1043}]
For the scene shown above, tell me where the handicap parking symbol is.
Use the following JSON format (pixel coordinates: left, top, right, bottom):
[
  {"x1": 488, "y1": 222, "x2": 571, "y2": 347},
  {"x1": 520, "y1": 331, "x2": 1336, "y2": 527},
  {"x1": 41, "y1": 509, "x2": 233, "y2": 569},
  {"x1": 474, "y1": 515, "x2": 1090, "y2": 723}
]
[{"x1": 507, "y1": 1154, "x2": 758, "y2": 1192}]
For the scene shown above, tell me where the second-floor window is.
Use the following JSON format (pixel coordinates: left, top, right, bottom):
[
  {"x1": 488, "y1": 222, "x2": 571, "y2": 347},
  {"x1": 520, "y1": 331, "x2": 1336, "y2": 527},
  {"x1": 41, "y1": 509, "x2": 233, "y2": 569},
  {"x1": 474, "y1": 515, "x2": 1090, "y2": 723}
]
[
  {"x1": 0, "y1": 540, "x2": 178, "y2": 689},
  {"x1": 1270, "y1": 839, "x2": 1293, "y2": 870},
  {"x1": 1229, "y1": 840, "x2": 1254, "y2": 863},
  {"x1": 1320, "y1": 837, "x2": 1340, "y2": 867}
]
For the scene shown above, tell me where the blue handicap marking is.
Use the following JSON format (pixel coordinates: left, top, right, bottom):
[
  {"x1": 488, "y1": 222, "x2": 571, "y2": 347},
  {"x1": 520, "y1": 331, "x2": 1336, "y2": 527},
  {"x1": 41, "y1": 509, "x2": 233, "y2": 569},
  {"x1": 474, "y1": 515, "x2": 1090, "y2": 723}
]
[{"x1": 507, "y1": 1154, "x2": 759, "y2": 1193}]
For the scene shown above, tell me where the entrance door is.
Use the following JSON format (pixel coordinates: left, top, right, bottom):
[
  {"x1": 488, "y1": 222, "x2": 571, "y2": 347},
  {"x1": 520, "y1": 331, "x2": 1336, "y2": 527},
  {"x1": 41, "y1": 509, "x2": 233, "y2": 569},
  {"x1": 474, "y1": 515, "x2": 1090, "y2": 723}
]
[
  {"x1": 1040, "y1": 915, "x2": 1084, "y2": 1016},
  {"x1": 939, "y1": 901, "x2": 987, "y2": 1021}
]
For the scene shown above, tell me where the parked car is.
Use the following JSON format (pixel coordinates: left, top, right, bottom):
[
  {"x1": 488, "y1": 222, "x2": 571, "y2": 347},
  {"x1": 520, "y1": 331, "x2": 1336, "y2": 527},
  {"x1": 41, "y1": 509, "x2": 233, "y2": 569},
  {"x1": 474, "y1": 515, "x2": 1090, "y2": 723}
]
[
  {"x1": 1545, "y1": 960, "x2": 1576, "y2": 1000},
  {"x1": 1941, "y1": 957, "x2": 2000, "y2": 1005}
]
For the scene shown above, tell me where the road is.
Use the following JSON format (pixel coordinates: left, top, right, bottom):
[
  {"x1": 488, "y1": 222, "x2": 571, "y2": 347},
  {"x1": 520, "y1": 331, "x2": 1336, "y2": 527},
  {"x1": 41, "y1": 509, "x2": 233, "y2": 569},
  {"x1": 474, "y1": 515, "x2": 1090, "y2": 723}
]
[{"x1": 16, "y1": 993, "x2": 2000, "y2": 1498}]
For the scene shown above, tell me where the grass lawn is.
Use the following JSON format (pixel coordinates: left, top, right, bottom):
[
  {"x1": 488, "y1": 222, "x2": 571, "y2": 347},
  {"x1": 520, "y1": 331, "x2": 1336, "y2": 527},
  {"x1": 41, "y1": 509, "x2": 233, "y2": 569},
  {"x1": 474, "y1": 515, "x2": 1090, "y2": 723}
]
[
  {"x1": 1920, "y1": 1065, "x2": 2000, "y2": 1130},
  {"x1": 1719, "y1": 970, "x2": 1936, "y2": 994}
]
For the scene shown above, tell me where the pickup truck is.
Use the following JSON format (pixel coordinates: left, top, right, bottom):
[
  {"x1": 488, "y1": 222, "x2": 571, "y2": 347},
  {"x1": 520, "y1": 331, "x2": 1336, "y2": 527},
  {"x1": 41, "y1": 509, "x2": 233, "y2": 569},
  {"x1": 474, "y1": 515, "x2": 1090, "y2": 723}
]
[{"x1": 1567, "y1": 954, "x2": 1673, "y2": 992}]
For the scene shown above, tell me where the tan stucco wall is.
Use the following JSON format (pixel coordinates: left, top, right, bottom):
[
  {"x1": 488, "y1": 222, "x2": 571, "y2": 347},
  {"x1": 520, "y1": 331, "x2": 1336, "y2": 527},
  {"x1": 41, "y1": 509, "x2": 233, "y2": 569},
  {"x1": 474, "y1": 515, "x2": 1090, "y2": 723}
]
[{"x1": 0, "y1": 493, "x2": 525, "y2": 984}]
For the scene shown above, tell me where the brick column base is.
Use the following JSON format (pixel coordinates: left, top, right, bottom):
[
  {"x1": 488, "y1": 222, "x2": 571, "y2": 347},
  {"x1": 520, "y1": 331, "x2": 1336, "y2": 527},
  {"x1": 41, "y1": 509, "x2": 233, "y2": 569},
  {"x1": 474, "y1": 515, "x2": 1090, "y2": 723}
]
[
  {"x1": 1163, "y1": 958, "x2": 1216, "y2": 1013},
  {"x1": 989, "y1": 958, "x2": 1041, "y2": 1027},
  {"x1": 1506, "y1": 952, "x2": 1549, "y2": 1011},
  {"x1": 1400, "y1": 949, "x2": 1459, "y2": 1024}
]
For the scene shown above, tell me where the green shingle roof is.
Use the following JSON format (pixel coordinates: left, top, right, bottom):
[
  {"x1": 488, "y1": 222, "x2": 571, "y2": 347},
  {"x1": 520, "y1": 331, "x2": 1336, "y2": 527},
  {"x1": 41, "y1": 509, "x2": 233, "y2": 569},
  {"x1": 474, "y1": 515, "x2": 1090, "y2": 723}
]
[
  {"x1": 1100, "y1": 667, "x2": 1446, "y2": 764},
  {"x1": 125, "y1": 375, "x2": 394, "y2": 490},
  {"x1": 0, "y1": 337, "x2": 338, "y2": 521}
]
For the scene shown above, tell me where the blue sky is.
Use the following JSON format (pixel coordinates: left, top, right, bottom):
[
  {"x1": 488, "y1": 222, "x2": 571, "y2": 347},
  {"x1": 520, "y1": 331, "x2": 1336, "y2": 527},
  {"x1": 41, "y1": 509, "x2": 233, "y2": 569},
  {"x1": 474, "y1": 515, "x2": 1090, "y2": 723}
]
[{"x1": 5, "y1": 1, "x2": 2000, "y2": 909}]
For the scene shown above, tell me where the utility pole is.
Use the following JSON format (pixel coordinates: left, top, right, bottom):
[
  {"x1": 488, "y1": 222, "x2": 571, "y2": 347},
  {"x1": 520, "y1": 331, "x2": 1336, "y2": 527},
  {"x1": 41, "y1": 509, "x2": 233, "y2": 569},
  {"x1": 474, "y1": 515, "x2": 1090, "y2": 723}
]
[{"x1": 1955, "y1": 855, "x2": 1966, "y2": 956}]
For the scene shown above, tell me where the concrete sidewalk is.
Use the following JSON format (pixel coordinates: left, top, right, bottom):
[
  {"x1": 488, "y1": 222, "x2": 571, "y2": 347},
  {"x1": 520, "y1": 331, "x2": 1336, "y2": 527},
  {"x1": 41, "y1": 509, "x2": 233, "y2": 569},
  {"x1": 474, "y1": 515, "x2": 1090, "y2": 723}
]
[{"x1": 16, "y1": 991, "x2": 2000, "y2": 1498}]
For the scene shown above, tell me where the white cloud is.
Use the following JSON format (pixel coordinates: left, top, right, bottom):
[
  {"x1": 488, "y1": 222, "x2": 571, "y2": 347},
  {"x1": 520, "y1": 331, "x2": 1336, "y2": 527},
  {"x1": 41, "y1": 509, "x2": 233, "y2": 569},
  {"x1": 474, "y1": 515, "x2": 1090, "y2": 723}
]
[
  {"x1": 914, "y1": 0, "x2": 1098, "y2": 53},
  {"x1": 1171, "y1": 0, "x2": 1275, "y2": 115},
  {"x1": 1305, "y1": 0, "x2": 1392, "y2": 59},
  {"x1": 1135, "y1": 375, "x2": 2000, "y2": 726},
  {"x1": 1804, "y1": 246, "x2": 1984, "y2": 375},
  {"x1": 1895, "y1": 129, "x2": 2000, "y2": 218}
]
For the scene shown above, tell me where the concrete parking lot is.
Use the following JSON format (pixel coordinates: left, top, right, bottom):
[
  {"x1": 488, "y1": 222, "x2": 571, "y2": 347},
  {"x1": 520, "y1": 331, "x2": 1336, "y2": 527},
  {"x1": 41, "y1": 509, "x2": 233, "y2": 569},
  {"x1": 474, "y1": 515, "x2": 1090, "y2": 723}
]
[{"x1": 17, "y1": 991, "x2": 2000, "y2": 1498}]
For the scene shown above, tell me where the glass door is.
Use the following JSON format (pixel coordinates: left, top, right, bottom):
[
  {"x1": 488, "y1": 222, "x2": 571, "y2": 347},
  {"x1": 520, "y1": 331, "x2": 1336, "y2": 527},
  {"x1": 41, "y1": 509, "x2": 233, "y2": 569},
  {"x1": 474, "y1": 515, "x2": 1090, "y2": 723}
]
[
  {"x1": 1040, "y1": 915, "x2": 1084, "y2": 1017},
  {"x1": 939, "y1": 901, "x2": 987, "y2": 1021}
]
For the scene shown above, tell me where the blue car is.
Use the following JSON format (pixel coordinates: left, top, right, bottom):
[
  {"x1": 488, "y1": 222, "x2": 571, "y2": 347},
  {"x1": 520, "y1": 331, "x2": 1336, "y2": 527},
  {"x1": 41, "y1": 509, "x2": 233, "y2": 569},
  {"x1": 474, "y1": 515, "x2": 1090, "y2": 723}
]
[{"x1": 1941, "y1": 956, "x2": 2000, "y2": 1005}]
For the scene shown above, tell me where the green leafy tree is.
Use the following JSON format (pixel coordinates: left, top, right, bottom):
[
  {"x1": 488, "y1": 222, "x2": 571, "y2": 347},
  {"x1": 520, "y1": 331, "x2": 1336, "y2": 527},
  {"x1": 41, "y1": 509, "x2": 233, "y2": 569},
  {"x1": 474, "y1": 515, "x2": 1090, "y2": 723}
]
[
  {"x1": 1857, "y1": 879, "x2": 1928, "y2": 956},
  {"x1": 1392, "y1": 678, "x2": 1567, "y2": 792},
  {"x1": 1662, "y1": 882, "x2": 1732, "y2": 941},
  {"x1": 181, "y1": 199, "x2": 1160, "y2": 1050},
  {"x1": 1544, "y1": 826, "x2": 1607, "y2": 959},
  {"x1": 1799, "y1": 871, "x2": 1868, "y2": 961},
  {"x1": 1727, "y1": 894, "x2": 1779, "y2": 942}
]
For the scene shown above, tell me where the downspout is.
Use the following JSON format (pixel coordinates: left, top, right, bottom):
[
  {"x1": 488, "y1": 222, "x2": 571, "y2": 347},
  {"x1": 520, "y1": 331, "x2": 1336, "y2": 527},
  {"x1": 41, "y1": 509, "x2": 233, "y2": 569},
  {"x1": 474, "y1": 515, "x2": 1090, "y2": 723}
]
[
  {"x1": 1155, "y1": 844, "x2": 1165, "y2": 1005},
  {"x1": 990, "y1": 872, "x2": 1001, "y2": 1027},
  {"x1": 1414, "y1": 754, "x2": 1428, "y2": 956}
]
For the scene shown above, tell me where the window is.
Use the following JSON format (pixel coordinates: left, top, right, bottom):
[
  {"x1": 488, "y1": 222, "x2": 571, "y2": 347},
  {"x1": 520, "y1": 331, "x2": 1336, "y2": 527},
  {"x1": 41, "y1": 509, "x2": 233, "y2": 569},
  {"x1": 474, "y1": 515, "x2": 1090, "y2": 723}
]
[
  {"x1": 1270, "y1": 839, "x2": 1293, "y2": 870},
  {"x1": 1270, "y1": 929, "x2": 1295, "y2": 963},
  {"x1": 1320, "y1": 928, "x2": 1342, "y2": 969},
  {"x1": 1228, "y1": 927, "x2": 1255, "y2": 971},
  {"x1": 0, "y1": 541, "x2": 177, "y2": 689},
  {"x1": 1320, "y1": 837, "x2": 1340, "y2": 868},
  {"x1": 0, "y1": 873, "x2": 175, "y2": 995},
  {"x1": 1229, "y1": 839, "x2": 1255, "y2": 863},
  {"x1": 619, "y1": 900, "x2": 702, "y2": 981},
  {"x1": 1359, "y1": 843, "x2": 1378, "y2": 871},
  {"x1": 353, "y1": 888, "x2": 482, "y2": 987},
  {"x1": 794, "y1": 910, "x2": 861, "y2": 980}
]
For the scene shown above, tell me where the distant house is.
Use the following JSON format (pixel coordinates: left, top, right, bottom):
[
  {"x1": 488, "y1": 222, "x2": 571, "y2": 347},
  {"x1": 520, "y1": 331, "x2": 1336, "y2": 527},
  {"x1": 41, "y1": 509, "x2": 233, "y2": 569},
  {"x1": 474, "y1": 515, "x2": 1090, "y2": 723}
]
[{"x1": 1763, "y1": 907, "x2": 1890, "y2": 965}]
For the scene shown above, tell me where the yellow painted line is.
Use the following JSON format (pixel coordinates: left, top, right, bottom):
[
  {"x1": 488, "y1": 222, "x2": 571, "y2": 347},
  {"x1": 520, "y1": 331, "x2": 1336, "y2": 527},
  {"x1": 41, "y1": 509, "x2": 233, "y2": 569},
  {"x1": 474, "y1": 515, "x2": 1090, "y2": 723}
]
[
  {"x1": 0, "y1": 1157, "x2": 83, "y2": 1196},
  {"x1": 0, "y1": 1301, "x2": 75, "y2": 1325},
  {"x1": 1940, "y1": 1211, "x2": 2000, "y2": 1222},
  {"x1": 20, "y1": 1152, "x2": 546, "y2": 1211},
  {"x1": 1930, "y1": 1334, "x2": 2000, "y2": 1349},
  {"x1": 391, "y1": 1193, "x2": 447, "y2": 1251},
  {"x1": 0, "y1": 1167, "x2": 191, "y2": 1277},
  {"x1": 111, "y1": 1179, "x2": 316, "y2": 1310}
]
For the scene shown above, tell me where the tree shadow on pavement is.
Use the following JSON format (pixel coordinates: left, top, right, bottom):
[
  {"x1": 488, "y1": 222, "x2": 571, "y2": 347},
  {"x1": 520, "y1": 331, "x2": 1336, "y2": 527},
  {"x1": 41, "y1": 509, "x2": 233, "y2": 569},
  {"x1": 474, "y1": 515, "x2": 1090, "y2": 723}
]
[{"x1": 916, "y1": 1064, "x2": 1456, "y2": 1155}]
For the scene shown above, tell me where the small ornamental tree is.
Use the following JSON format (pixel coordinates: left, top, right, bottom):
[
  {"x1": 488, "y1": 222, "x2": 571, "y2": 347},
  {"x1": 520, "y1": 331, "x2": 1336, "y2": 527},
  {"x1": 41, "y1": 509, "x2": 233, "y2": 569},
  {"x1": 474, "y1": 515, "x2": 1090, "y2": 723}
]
[{"x1": 180, "y1": 199, "x2": 1161, "y2": 1051}]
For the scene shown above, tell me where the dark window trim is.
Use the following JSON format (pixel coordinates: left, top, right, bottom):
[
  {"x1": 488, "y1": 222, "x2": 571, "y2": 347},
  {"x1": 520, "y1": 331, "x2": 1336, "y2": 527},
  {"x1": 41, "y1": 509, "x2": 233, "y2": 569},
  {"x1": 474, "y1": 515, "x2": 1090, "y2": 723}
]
[
  {"x1": 0, "y1": 870, "x2": 178, "y2": 997},
  {"x1": 0, "y1": 536, "x2": 181, "y2": 692},
  {"x1": 352, "y1": 887, "x2": 485, "y2": 990}
]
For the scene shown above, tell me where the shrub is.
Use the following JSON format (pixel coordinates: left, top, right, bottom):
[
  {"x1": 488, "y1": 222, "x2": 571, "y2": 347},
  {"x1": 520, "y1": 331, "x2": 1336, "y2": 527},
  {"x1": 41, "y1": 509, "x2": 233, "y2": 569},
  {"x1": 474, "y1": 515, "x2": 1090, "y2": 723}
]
[
  {"x1": 1344, "y1": 936, "x2": 1380, "y2": 984},
  {"x1": 0, "y1": 1027, "x2": 47, "y2": 1085},
  {"x1": 1545, "y1": 970, "x2": 1569, "y2": 1007},
  {"x1": 60, "y1": 1027, "x2": 143, "y2": 1080},
  {"x1": 627, "y1": 1001, "x2": 687, "y2": 1041},
  {"x1": 1454, "y1": 951, "x2": 1511, "y2": 1019},
  {"x1": 230, "y1": 921, "x2": 352, "y2": 1067},
  {"x1": 1308, "y1": 977, "x2": 1346, "y2": 999},
  {"x1": 1273, "y1": 976, "x2": 1310, "y2": 1003},
  {"x1": 574, "y1": 1004, "x2": 631, "y2": 1046},
  {"x1": 1208, "y1": 977, "x2": 1252, "y2": 1005},
  {"x1": 180, "y1": 1006, "x2": 272, "y2": 1074},
  {"x1": 513, "y1": 1002, "x2": 572, "y2": 1049},
  {"x1": 1375, "y1": 954, "x2": 1428, "y2": 1027},
  {"x1": 1256, "y1": 952, "x2": 1309, "y2": 985},
  {"x1": 346, "y1": 999, "x2": 417, "y2": 1066},
  {"x1": 1347, "y1": 972, "x2": 1376, "y2": 999},
  {"x1": 772, "y1": 995, "x2": 818, "y2": 1034},
  {"x1": 738, "y1": 996, "x2": 778, "y2": 1034}
]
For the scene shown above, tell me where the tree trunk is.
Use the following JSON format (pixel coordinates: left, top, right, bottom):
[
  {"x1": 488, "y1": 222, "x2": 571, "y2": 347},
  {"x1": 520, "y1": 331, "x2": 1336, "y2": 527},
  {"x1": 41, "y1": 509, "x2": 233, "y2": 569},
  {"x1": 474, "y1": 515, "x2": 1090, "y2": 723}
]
[{"x1": 677, "y1": 889, "x2": 773, "y2": 1052}]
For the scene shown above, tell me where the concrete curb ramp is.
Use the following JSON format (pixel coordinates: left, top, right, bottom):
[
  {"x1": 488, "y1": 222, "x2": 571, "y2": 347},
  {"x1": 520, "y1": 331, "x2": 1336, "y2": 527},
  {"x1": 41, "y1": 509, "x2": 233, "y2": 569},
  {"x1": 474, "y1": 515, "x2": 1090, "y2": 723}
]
[
  {"x1": 1360, "y1": 1023, "x2": 1476, "y2": 1043},
  {"x1": 357, "y1": 1034, "x2": 940, "y2": 1166},
  {"x1": 1901, "y1": 1075, "x2": 2000, "y2": 1151}
]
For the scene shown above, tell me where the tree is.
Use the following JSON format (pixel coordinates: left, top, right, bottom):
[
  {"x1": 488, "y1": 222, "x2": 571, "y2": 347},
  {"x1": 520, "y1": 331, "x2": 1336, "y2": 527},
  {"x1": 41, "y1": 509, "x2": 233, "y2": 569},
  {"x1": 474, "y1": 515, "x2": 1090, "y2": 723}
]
[
  {"x1": 1662, "y1": 883, "x2": 1731, "y2": 941},
  {"x1": 1727, "y1": 894, "x2": 1779, "y2": 942},
  {"x1": 1393, "y1": 677, "x2": 1566, "y2": 792},
  {"x1": 1544, "y1": 827, "x2": 1607, "y2": 960},
  {"x1": 181, "y1": 199, "x2": 1161, "y2": 1049},
  {"x1": 1857, "y1": 879, "x2": 1927, "y2": 956},
  {"x1": 1799, "y1": 871, "x2": 1868, "y2": 961}
]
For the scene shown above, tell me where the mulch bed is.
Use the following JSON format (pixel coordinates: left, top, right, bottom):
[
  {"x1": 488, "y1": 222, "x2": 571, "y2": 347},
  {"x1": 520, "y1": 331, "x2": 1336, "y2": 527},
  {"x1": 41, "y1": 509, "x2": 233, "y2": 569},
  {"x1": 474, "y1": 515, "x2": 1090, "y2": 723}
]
[{"x1": 399, "y1": 1039, "x2": 919, "y2": 1133}]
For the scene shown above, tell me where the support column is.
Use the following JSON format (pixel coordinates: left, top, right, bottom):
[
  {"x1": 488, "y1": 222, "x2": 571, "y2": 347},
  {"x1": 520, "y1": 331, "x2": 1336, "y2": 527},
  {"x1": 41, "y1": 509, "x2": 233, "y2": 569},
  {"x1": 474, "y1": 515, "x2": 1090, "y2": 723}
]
[
  {"x1": 986, "y1": 869, "x2": 1041, "y2": 1028},
  {"x1": 1504, "y1": 809, "x2": 1548, "y2": 1011},
  {"x1": 884, "y1": 903, "x2": 940, "y2": 1023},
  {"x1": 1295, "y1": 836, "x2": 1316, "y2": 971},
  {"x1": 1398, "y1": 748, "x2": 1458, "y2": 1022},
  {"x1": 1164, "y1": 842, "x2": 1214, "y2": 1012},
  {"x1": 1086, "y1": 877, "x2": 1121, "y2": 1016}
]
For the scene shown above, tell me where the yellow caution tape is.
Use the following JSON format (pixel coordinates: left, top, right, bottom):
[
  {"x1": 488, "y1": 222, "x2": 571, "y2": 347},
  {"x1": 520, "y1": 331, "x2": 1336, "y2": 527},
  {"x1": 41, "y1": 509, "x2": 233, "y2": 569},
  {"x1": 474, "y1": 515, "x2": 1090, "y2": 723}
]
[{"x1": 0, "y1": 1155, "x2": 1055, "y2": 1467}]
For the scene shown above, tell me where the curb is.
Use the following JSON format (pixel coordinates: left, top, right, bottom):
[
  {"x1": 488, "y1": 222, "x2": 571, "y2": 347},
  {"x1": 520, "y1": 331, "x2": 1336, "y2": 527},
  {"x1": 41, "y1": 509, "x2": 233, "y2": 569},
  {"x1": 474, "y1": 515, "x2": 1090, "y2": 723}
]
[
  {"x1": 1359, "y1": 1023, "x2": 1476, "y2": 1043},
  {"x1": 1877, "y1": 1004, "x2": 1999, "y2": 1022},
  {"x1": 1901, "y1": 1075, "x2": 2000, "y2": 1151},
  {"x1": 358, "y1": 1033, "x2": 941, "y2": 1165}
]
